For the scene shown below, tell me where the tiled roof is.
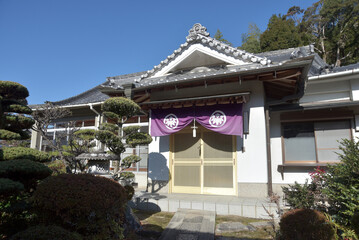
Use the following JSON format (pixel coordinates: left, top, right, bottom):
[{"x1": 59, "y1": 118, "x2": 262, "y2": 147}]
[{"x1": 30, "y1": 84, "x2": 109, "y2": 108}]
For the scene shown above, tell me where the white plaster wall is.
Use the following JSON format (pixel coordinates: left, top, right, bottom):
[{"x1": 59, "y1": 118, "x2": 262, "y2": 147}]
[
  {"x1": 300, "y1": 79, "x2": 351, "y2": 104},
  {"x1": 148, "y1": 135, "x2": 170, "y2": 182},
  {"x1": 237, "y1": 82, "x2": 268, "y2": 183},
  {"x1": 351, "y1": 79, "x2": 359, "y2": 101}
]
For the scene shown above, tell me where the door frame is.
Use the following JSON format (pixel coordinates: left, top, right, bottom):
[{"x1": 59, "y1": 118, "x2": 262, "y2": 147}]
[{"x1": 169, "y1": 126, "x2": 238, "y2": 196}]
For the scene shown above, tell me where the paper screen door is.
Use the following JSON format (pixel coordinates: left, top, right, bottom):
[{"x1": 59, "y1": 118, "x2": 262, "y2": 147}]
[{"x1": 171, "y1": 126, "x2": 236, "y2": 195}]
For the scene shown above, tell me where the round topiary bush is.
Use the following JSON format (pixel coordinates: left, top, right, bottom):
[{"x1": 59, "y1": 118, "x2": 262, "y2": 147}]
[
  {"x1": 279, "y1": 208, "x2": 335, "y2": 240},
  {"x1": 102, "y1": 97, "x2": 141, "y2": 120},
  {"x1": 32, "y1": 174, "x2": 128, "y2": 240},
  {"x1": 10, "y1": 225, "x2": 82, "y2": 240}
]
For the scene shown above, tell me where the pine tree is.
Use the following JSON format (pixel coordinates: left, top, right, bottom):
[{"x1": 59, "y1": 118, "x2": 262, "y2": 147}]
[
  {"x1": 96, "y1": 97, "x2": 152, "y2": 181},
  {"x1": 239, "y1": 23, "x2": 261, "y2": 53},
  {"x1": 260, "y1": 14, "x2": 303, "y2": 52}
]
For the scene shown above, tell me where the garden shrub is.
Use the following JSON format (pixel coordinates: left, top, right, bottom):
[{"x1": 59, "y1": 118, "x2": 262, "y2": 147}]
[
  {"x1": 1, "y1": 147, "x2": 51, "y2": 162},
  {"x1": 282, "y1": 180, "x2": 316, "y2": 209},
  {"x1": 46, "y1": 159, "x2": 66, "y2": 176},
  {"x1": 0, "y1": 159, "x2": 52, "y2": 190},
  {"x1": 10, "y1": 225, "x2": 82, "y2": 240},
  {"x1": 124, "y1": 185, "x2": 135, "y2": 201},
  {"x1": 322, "y1": 139, "x2": 359, "y2": 226},
  {"x1": 0, "y1": 178, "x2": 24, "y2": 196},
  {"x1": 32, "y1": 174, "x2": 128, "y2": 240},
  {"x1": 279, "y1": 208, "x2": 335, "y2": 240},
  {"x1": 352, "y1": 211, "x2": 359, "y2": 236}
]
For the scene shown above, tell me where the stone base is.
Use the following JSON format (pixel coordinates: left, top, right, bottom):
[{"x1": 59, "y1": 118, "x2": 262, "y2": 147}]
[
  {"x1": 237, "y1": 183, "x2": 288, "y2": 198},
  {"x1": 146, "y1": 180, "x2": 169, "y2": 193}
]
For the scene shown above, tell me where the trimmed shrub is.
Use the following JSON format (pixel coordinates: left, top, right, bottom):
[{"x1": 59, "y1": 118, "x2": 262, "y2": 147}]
[
  {"x1": 102, "y1": 97, "x2": 141, "y2": 120},
  {"x1": 279, "y1": 209, "x2": 335, "y2": 240},
  {"x1": 0, "y1": 159, "x2": 52, "y2": 190},
  {"x1": 32, "y1": 174, "x2": 127, "y2": 240},
  {"x1": 0, "y1": 81, "x2": 29, "y2": 100},
  {"x1": 10, "y1": 225, "x2": 82, "y2": 240},
  {"x1": 126, "y1": 132, "x2": 152, "y2": 147},
  {"x1": 1, "y1": 147, "x2": 51, "y2": 162}
]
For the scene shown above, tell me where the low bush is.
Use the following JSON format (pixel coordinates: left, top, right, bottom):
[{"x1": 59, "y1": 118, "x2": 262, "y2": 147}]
[
  {"x1": 279, "y1": 208, "x2": 335, "y2": 240},
  {"x1": 32, "y1": 174, "x2": 128, "y2": 240},
  {"x1": 10, "y1": 225, "x2": 82, "y2": 240},
  {"x1": 1, "y1": 147, "x2": 51, "y2": 162},
  {"x1": 282, "y1": 180, "x2": 316, "y2": 209}
]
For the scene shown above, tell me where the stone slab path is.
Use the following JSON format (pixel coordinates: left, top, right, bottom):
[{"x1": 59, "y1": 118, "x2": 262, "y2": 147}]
[{"x1": 159, "y1": 208, "x2": 215, "y2": 240}]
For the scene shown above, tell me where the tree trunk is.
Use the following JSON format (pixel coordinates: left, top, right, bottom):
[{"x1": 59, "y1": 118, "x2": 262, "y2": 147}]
[{"x1": 335, "y1": 46, "x2": 341, "y2": 67}]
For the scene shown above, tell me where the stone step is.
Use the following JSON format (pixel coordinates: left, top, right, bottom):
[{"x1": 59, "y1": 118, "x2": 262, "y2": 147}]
[{"x1": 159, "y1": 209, "x2": 216, "y2": 240}]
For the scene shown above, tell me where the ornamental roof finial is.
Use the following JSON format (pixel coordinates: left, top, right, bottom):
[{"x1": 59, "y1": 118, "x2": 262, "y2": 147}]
[{"x1": 186, "y1": 23, "x2": 210, "y2": 41}]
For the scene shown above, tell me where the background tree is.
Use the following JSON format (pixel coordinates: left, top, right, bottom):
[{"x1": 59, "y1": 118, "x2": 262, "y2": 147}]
[
  {"x1": 32, "y1": 102, "x2": 96, "y2": 172},
  {"x1": 213, "y1": 29, "x2": 232, "y2": 46},
  {"x1": 239, "y1": 23, "x2": 261, "y2": 53},
  {"x1": 260, "y1": 14, "x2": 303, "y2": 52},
  {"x1": 96, "y1": 97, "x2": 152, "y2": 181}
]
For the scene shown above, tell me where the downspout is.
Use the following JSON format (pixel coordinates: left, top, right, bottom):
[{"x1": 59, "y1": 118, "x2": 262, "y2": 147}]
[
  {"x1": 265, "y1": 107, "x2": 273, "y2": 196},
  {"x1": 89, "y1": 103, "x2": 102, "y2": 152},
  {"x1": 89, "y1": 103, "x2": 100, "y2": 127}
]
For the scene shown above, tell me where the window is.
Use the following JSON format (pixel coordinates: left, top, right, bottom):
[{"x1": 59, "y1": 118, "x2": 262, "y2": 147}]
[
  {"x1": 121, "y1": 125, "x2": 149, "y2": 172},
  {"x1": 282, "y1": 120, "x2": 351, "y2": 163}
]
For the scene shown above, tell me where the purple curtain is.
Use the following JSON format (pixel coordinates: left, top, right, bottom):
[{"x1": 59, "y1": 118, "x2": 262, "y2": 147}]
[{"x1": 151, "y1": 103, "x2": 243, "y2": 137}]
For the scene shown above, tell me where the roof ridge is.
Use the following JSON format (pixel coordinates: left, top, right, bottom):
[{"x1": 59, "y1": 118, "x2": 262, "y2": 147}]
[{"x1": 135, "y1": 23, "x2": 270, "y2": 82}]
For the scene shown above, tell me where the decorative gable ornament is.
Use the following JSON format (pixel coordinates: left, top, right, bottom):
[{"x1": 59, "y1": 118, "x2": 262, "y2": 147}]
[{"x1": 186, "y1": 23, "x2": 210, "y2": 41}]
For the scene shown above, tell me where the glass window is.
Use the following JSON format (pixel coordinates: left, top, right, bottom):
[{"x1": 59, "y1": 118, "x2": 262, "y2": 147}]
[
  {"x1": 282, "y1": 120, "x2": 351, "y2": 164},
  {"x1": 283, "y1": 123, "x2": 316, "y2": 162},
  {"x1": 315, "y1": 121, "x2": 351, "y2": 162}
]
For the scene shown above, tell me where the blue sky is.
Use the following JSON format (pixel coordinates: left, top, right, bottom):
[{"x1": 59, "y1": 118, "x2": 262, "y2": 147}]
[{"x1": 0, "y1": 0, "x2": 316, "y2": 105}]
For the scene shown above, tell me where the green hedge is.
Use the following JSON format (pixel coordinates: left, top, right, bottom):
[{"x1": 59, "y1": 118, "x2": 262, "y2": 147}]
[
  {"x1": 1, "y1": 147, "x2": 52, "y2": 162},
  {"x1": 33, "y1": 174, "x2": 128, "y2": 240}
]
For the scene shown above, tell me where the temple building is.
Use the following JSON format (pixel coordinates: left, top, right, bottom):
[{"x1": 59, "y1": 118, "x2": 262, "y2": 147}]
[{"x1": 31, "y1": 23, "x2": 359, "y2": 198}]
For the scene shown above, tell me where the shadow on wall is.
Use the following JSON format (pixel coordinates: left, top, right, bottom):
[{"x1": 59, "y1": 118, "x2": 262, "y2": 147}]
[{"x1": 147, "y1": 152, "x2": 169, "y2": 193}]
